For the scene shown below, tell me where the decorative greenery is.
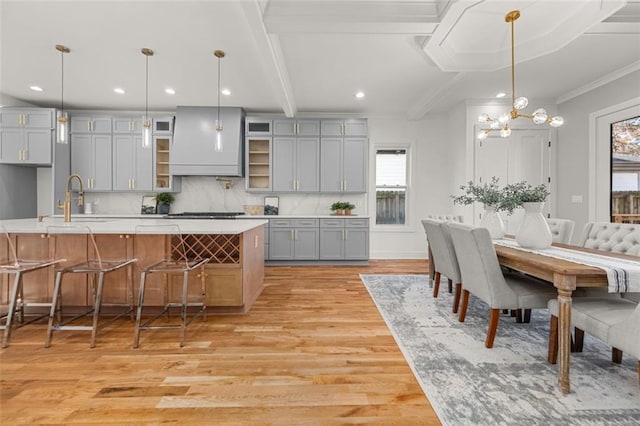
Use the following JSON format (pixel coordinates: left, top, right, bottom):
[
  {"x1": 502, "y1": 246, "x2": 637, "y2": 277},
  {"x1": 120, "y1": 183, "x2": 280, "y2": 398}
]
[
  {"x1": 330, "y1": 201, "x2": 356, "y2": 212},
  {"x1": 500, "y1": 181, "x2": 550, "y2": 214},
  {"x1": 155, "y1": 192, "x2": 175, "y2": 204},
  {"x1": 451, "y1": 177, "x2": 505, "y2": 210},
  {"x1": 451, "y1": 178, "x2": 550, "y2": 215}
]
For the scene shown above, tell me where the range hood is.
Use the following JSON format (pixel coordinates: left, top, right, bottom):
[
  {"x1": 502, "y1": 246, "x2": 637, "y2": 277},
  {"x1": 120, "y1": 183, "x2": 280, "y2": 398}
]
[{"x1": 170, "y1": 106, "x2": 245, "y2": 177}]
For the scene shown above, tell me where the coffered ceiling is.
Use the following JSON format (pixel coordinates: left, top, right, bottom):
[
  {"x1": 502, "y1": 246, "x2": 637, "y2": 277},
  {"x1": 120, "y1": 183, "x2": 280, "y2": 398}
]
[{"x1": 1, "y1": 0, "x2": 639, "y2": 118}]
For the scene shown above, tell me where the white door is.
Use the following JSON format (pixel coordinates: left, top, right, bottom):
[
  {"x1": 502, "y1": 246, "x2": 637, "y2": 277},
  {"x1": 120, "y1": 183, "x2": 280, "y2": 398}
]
[{"x1": 475, "y1": 128, "x2": 551, "y2": 234}]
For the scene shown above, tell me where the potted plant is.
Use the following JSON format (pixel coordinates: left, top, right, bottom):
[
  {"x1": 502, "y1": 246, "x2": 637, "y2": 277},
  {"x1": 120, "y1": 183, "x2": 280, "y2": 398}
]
[
  {"x1": 344, "y1": 202, "x2": 356, "y2": 216},
  {"x1": 155, "y1": 192, "x2": 175, "y2": 215},
  {"x1": 451, "y1": 177, "x2": 506, "y2": 238},
  {"x1": 502, "y1": 181, "x2": 552, "y2": 248},
  {"x1": 331, "y1": 201, "x2": 346, "y2": 215}
]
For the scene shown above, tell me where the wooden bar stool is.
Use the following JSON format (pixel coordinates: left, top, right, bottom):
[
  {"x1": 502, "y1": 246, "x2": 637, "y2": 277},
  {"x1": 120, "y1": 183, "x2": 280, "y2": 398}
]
[
  {"x1": 0, "y1": 225, "x2": 64, "y2": 348},
  {"x1": 45, "y1": 225, "x2": 137, "y2": 348},
  {"x1": 133, "y1": 224, "x2": 209, "y2": 348}
]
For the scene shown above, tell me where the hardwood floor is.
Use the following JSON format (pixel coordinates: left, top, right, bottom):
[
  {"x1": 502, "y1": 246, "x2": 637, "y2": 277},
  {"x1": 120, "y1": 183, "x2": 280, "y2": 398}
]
[{"x1": 0, "y1": 260, "x2": 441, "y2": 425}]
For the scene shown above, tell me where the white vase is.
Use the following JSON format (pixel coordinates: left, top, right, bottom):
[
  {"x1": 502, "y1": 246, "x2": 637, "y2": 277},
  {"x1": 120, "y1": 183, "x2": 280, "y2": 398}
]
[
  {"x1": 516, "y1": 202, "x2": 552, "y2": 249},
  {"x1": 480, "y1": 204, "x2": 505, "y2": 239}
]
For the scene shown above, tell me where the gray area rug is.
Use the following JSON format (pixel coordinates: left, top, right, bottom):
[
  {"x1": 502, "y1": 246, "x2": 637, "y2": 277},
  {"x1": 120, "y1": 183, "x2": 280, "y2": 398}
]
[{"x1": 360, "y1": 274, "x2": 640, "y2": 426}]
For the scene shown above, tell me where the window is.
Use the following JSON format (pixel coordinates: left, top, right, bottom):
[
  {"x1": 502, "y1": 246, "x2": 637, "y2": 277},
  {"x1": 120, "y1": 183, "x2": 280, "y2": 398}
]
[
  {"x1": 375, "y1": 149, "x2": 407, "y2": 225},
  {"x1": 611, "y1": 116, "x2": 640, "y2": 221}
]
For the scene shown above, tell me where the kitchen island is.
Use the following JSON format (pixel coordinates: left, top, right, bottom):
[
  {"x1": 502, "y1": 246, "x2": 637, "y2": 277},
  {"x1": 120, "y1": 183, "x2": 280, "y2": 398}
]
[{"x1": 0, "y1": 217, "x2": 267, "y2": 313}]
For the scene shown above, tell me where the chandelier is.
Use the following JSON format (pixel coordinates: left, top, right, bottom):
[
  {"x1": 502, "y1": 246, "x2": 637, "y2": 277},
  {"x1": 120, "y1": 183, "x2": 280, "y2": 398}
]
[{"x1": 477, "y1": 10, "x2": 564, "y2": 140}]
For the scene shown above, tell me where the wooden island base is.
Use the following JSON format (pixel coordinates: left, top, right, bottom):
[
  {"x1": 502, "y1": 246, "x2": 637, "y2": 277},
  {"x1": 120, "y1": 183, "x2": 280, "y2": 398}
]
[{"x1": 1, "y1": 224, "x2": 265, "y2": 315}]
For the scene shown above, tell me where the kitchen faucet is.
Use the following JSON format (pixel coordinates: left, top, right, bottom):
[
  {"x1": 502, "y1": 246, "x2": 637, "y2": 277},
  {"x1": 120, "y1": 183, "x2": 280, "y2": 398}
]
[{"x1": 57, "y1": 174, "x2": 84, "y2": 222}]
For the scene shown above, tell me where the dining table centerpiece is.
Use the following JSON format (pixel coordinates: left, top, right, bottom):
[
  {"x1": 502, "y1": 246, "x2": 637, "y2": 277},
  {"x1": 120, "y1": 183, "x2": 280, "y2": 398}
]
[
  {"x1": 452, "y1": 177, "x2": 507, "y2": 239},
  {"x1": 502, "y1": 181, "x2": 552, "y2": 249}
]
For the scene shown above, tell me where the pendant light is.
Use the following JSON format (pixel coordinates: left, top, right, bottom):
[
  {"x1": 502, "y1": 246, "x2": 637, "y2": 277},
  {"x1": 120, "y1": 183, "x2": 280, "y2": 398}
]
[
  {"x1": 214, "y1": 49, "x2": 225, "y2": 152},
  {"x1": 55, "y1": 44, "x2": 70, "y2": 144},
  {"x1": 141, "y1": 48, "x2": 154, "y2": 148},
  {"x1": 477, "y1": 10, "x2": 564, "y2": 140}
]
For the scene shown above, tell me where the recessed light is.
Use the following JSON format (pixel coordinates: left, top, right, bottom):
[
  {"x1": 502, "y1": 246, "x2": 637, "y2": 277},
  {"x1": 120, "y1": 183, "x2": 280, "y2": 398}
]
[
  {"x1": 221, "y1": 88, "x2": 231, "y2": 96},
  {"x1": 355, "y1": 91, "x2": 365, "y2": 99},
  {"x1": 30, "y1": 86, "x2": 44, "y2": 92},
  {"x1": 496, "y1": 92, "x2": 506, "y2": 98},
  {"x1": 165, "y1": 88, "x2": 175, "y2": 95},
  {"x1": 114, "y1": 88, "x2": 125, "y2": 94}
]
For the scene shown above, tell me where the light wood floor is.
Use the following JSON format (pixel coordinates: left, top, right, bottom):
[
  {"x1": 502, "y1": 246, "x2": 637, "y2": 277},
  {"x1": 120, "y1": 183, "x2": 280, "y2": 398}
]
[{"x1": 0, "y1": 260, "x2": 440, "y2": 425}]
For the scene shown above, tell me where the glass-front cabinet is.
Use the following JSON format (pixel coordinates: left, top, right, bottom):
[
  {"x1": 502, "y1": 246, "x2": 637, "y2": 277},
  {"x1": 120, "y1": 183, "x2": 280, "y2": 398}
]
[{"x1": 154, "y1": 135, "x2": 180, "y2": 192}]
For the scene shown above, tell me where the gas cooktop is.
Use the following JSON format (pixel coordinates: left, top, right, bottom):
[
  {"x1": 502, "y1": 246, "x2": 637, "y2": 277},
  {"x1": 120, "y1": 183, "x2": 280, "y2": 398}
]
[{"x1": 164, "y1": 212, "x2": 245, "y2": 219}]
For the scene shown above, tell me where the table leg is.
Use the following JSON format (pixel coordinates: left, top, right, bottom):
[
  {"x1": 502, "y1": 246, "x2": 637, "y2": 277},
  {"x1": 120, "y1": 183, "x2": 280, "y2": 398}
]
[{"x1": 554, "y1": 273, "x2": 576, "y2": 395}]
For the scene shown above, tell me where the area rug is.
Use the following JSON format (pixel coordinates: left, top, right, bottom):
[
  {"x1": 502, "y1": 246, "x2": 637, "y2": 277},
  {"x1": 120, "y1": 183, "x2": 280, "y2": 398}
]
[{"x1": 360, "y1": 274, "x2": 640, "y2": 426}]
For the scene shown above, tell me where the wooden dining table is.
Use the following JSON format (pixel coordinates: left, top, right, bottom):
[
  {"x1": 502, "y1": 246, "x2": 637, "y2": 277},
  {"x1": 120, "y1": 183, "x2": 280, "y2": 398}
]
[{"x1": 494, "y1": 241, "x2": 636, "y2": 395}]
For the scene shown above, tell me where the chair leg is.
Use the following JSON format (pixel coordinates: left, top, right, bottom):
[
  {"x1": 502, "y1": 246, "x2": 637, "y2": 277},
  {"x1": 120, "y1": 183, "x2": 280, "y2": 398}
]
[
  {"x1": 452, "y1": 283, "x2": 462, "y2": 314},
  {"x1": 447, "y1": 278, "x2": 453, "y2": 294},
  {"x1": 574, "y1": 327, "x2": 584, "y2": 352},
  {"x1": 45, "y1": 271, "x2": 64, "y2": 348},
  {"x1": 485, "y1": 308, "x2": 500, "y2": 348},
  {"x1": 458, "y1": 290, "x2": 470, "y2": 323},
  {"x1": 548, "y1": 315, "x2": 558, "y2": 364},
  {"x1": 133, "y1": 271, "x2": 147, "y2": 349},
  {"x1": 637, "y1": 361, "x2": 639, "y2": 385},
  {"x1": 2, "y1": 273, "x2": 23, "y2": 348},
  {"x1": 523, "y1": 309, "x2": 531, "y2": 323},
  {"x1": 432, "y1": 272, "x2": 441, "y2": 298},
  {"x1": 612, "y1": 348, "x2": 623, "y2": 364},
  {"x1": 90, "y1": 272, "x2": 106, "y2": 349},
  {"x1": 180, "y1": 270, "x2": 188, "y2": 348},
  {"x1": 515, "y1": 309, "x2": 523, "y2": 323}
]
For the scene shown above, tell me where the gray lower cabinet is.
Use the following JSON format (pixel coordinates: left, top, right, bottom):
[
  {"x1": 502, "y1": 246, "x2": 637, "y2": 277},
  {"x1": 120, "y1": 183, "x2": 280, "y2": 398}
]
[
  {"x1": 320, "y1": 218, "x2": 369, "y2": 260},
  {"x1": 272, "y1": 137, "x2": 319, "y2": 192},
  {"x1": 320, "y1": 137, "x2": 367, "y2": 193},
  {"x1": 269, "y1": 218, "x2": 319, "y2": 260},
  {"x1": 71, "y1": 134, "x2": 112, "y2": 191},
  {"x1": 112, "y1": 134, "x2": 153, "y2": 191}
]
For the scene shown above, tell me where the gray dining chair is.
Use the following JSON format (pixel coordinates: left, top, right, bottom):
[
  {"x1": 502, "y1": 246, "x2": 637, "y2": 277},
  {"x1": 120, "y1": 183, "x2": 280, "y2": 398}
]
[
  {"x1": 547, "y1": 298, "x2": 639, "y2": 384},
  {"x1": 545, "y1": 218, "x2": 575, "y2": 244},
  {"x1": 422, "y1": 214, "x2": 463, "y2": 292},
  {"x1": 421, "y1": 218, "x2": 463, "y2": 313},
  {"x1": 447, "y1": 222, "x2": 557, "y2": 348}
]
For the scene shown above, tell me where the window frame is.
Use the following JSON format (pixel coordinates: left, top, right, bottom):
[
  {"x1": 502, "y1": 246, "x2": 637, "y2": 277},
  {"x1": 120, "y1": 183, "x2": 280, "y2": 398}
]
[{"x1": 371, "y1": 142, "x2": 413, "y2": 232}]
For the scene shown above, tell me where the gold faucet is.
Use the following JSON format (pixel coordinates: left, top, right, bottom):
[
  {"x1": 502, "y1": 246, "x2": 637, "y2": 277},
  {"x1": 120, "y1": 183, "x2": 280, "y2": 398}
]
[{"x1": 57, "y1": 174, "x2": 84, "y2": 222}]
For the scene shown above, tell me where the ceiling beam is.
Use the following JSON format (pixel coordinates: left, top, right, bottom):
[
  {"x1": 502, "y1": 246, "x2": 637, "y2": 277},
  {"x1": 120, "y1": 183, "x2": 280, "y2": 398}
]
[{"x1": 240, "y1": 0, "x2": 297, "y2": 117}]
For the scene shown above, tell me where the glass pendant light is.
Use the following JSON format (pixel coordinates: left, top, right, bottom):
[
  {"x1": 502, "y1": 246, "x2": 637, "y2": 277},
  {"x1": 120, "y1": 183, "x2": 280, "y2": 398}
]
[
  {"x1": 476, "y1": 10, "x2": 564, "y2": 139},
  {"x1": 55, "y1": 44, "x2": 70, "y2": 144},
  {"x1": 214, "y1": 50, "x2": 225, "y2": 153},
  {"x1": 141, "y1": 48, "x2": 154, "y2": 148}
]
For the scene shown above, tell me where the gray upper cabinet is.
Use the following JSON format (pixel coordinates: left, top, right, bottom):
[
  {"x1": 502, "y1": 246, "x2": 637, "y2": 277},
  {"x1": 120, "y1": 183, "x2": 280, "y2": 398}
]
[
  {"x1": 70, "y1": 115, "x2": 112, "y2": 134},
  {"x1": 320, "y1": 119, "x2": 368, "y2": 137},
  {"x1": 0, "y1": 108, "x2": 54, "y2": 165},
  {"x1": 320, "y1": 137, "x2": 367, "y2": 193},
  {"x1": 245, "y1": 118, "x2": 272, "y2": 136},
  {"x1": 272, "y1": 137, "x2": 319, "y2": 192},
  {"x1": 71, "y1": 133, "x2": 112, "y2": 191},
  {"x1": 273, "y1": 119, "x2": 320, "y2": 136},
  {"x1": 112, "y1": 134, "x2": 152, "y2": 191},
  {"x1": 112, "y1": 117, "x2": 144, "y2": 134}
]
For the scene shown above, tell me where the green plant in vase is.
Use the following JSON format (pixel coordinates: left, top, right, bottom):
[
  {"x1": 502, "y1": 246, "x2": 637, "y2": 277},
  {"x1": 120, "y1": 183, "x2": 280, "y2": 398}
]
[
  {"x1": 331, "y1": 201, "x2": 346, "y2": 215},
  {"x1": 156, "y1": 192, "x2": 175, "y2": 215}
]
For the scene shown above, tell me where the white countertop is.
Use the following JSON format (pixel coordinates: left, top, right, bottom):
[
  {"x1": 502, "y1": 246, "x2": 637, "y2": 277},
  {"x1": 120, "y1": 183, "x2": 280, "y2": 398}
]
[{"x1": 0, "y1": 217, "x2": 267, "y2": 235}]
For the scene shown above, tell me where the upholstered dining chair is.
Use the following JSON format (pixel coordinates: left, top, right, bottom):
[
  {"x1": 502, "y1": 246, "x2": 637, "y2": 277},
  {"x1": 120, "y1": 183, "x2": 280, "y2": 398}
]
[
  {"x1": 447, "y1": 222, "x2": 557, "y2": 348},
  {"x1": 545, "y1": 218, "x2": 575, "y2": 244},
  {"x1": 547, "y1": 298, "x2": 640, "y2": 383},
  {"x1": 422, "y1": 214, "x2": 463, "y2": 292},
  {"x1": 421, "y1": 218, "x2": 463, "y2": 313}
]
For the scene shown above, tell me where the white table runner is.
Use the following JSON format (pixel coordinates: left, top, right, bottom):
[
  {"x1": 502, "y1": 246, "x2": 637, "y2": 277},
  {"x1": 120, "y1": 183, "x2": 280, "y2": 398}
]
[{"x1": 494, "y1": 239, "x2": 640, "y2": 293}]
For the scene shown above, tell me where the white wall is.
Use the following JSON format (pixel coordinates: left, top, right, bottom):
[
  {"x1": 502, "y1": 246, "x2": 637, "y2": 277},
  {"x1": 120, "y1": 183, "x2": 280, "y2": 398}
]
[
  {"x1": 556, "y1": 69, "x2": 640, "y2": 241},
  {"x1": 368, "y1": 114, "x2": 454, "y2": 259}
]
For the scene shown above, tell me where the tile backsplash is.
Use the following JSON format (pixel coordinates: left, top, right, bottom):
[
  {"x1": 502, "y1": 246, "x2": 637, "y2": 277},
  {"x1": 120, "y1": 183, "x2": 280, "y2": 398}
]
[{"x1": 82, "y1": 176, "x2": 368, "y2": 216}]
